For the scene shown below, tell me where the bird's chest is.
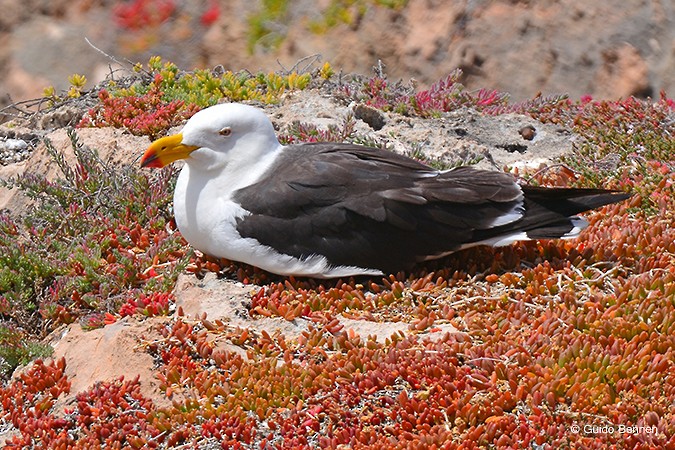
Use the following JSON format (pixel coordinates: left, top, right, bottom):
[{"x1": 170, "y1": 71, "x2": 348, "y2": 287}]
[{"x1": 172, "y1": 168, "x2": 247, "y2": 256}]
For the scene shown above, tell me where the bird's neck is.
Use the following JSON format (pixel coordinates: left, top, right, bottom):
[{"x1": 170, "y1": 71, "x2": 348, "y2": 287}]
[{"x1": 190, "y1": 142, "x2": 284, "y2": 194}]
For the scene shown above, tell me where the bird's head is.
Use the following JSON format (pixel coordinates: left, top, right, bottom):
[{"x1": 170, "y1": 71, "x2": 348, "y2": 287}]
[{"x1": 140, "y1": 103, "x2": 281, "y2": 171}]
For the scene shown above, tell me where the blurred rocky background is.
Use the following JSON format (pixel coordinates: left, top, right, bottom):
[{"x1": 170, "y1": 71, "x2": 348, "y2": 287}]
[{"x1": 1, "y1": 0, "x2": 673, "y2": 116}]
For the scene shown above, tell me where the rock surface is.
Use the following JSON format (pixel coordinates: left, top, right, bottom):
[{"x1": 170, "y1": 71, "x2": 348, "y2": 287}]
[{"x1": 0, "y1": 0, "x2": 673, "y2": 119}]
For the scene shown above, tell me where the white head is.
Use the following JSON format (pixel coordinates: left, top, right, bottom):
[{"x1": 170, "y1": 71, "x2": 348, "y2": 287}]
[{"x1": 140, "y1": 103, "x2": 281, "y2": 172}]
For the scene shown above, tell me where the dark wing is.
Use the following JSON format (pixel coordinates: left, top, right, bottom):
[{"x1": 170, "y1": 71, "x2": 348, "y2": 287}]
[{"x1": 232, "y1": 143, "x2": 527, "y2": 272}]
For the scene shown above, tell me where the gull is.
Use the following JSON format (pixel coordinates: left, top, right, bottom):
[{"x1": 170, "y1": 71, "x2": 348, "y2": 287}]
[{"x1": 140, "y1": 103, "x2": 629, "y2": 278}]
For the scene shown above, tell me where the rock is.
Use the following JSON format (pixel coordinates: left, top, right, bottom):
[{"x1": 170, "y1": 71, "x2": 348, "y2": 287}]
[
  {"x1": 0, "y1": 0, "x2": 673, "y2": 110},
  {"x1": 174, "y1": 272, "x2": 311, "y2": 341},
  {"x1": 46, "y1": 317, "x2": 170, "y2": 410},
  {"x1": 595, "y1": 43, "x2": 651, "y2": 98},
  {"x1": 174, "y1": 272, "x2": 462, "y2": 344},
  {"x1": 519, "y1": 125, "x2": 536, "y2": 141},
  {"x1": 353, "y1": 103, "x2": 386, "y2": 131},
  {"x1": 0, "y1": 138, "x2": 29, "y2": 165},
  {"x1": 35, "y1": 106, "x2": 86, "y2": 130}
]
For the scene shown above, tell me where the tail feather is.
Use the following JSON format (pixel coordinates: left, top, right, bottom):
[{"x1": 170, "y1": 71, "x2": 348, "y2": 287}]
[
  {"x1": 521, "y1": 186, "x2": 631, "y2": 217},
  {"x1": 472, "y1": 187, "x2": 630, "y2": 244}
]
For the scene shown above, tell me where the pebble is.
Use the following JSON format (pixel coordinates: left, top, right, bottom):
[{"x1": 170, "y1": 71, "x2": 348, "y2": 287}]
[{"x1": 0, "y1": 138, "x2": 32, "y2": 165}]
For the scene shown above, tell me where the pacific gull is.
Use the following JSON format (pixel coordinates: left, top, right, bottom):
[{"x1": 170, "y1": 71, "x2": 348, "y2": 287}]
[{"x1": 140, "y1": 103, "x2": 629, "y2": 278}]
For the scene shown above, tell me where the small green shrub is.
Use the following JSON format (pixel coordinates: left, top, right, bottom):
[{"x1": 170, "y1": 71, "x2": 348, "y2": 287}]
[
  {"x1": 77, "y1": 56, "x2": 313, "y2": 138},
  {"x1": 0, "y1": 323, "x2": 53, "y2": 378},
  {"x1": 342, "y1": 69, "x2": 508, "y2": 117},
  {"x1": 0, "y1": 129, "x2": 188, "y2": 339}
]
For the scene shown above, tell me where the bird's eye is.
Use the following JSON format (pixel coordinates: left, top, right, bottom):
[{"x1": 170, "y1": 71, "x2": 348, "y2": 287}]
[{"x1": 219, "y1": 127, "x2": 232, "y2": 137}]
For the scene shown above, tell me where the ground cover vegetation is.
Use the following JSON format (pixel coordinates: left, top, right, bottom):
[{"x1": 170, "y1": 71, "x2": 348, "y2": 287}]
[{"x1": 0, "y1": 54, "x2": 672, "y2": 448}]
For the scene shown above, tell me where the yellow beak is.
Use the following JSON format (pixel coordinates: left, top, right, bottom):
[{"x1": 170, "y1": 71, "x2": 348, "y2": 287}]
[{"x1": 140, "y1": 133, "x2": 200, "y2": 168}]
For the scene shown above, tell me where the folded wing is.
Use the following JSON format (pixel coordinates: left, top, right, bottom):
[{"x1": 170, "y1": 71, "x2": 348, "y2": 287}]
[{"x1": 233, "y1": 143, "x2": 628, "y2": 273}]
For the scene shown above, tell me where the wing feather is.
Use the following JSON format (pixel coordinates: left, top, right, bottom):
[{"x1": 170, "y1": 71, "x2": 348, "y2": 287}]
[{"x1": 232, "y1": 143, "x2": 526, "y2": 272}]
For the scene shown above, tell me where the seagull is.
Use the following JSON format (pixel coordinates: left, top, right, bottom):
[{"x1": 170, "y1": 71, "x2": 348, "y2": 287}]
[{"x1": 140, "y1": 103, "x2": 629, "y2": 278}]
